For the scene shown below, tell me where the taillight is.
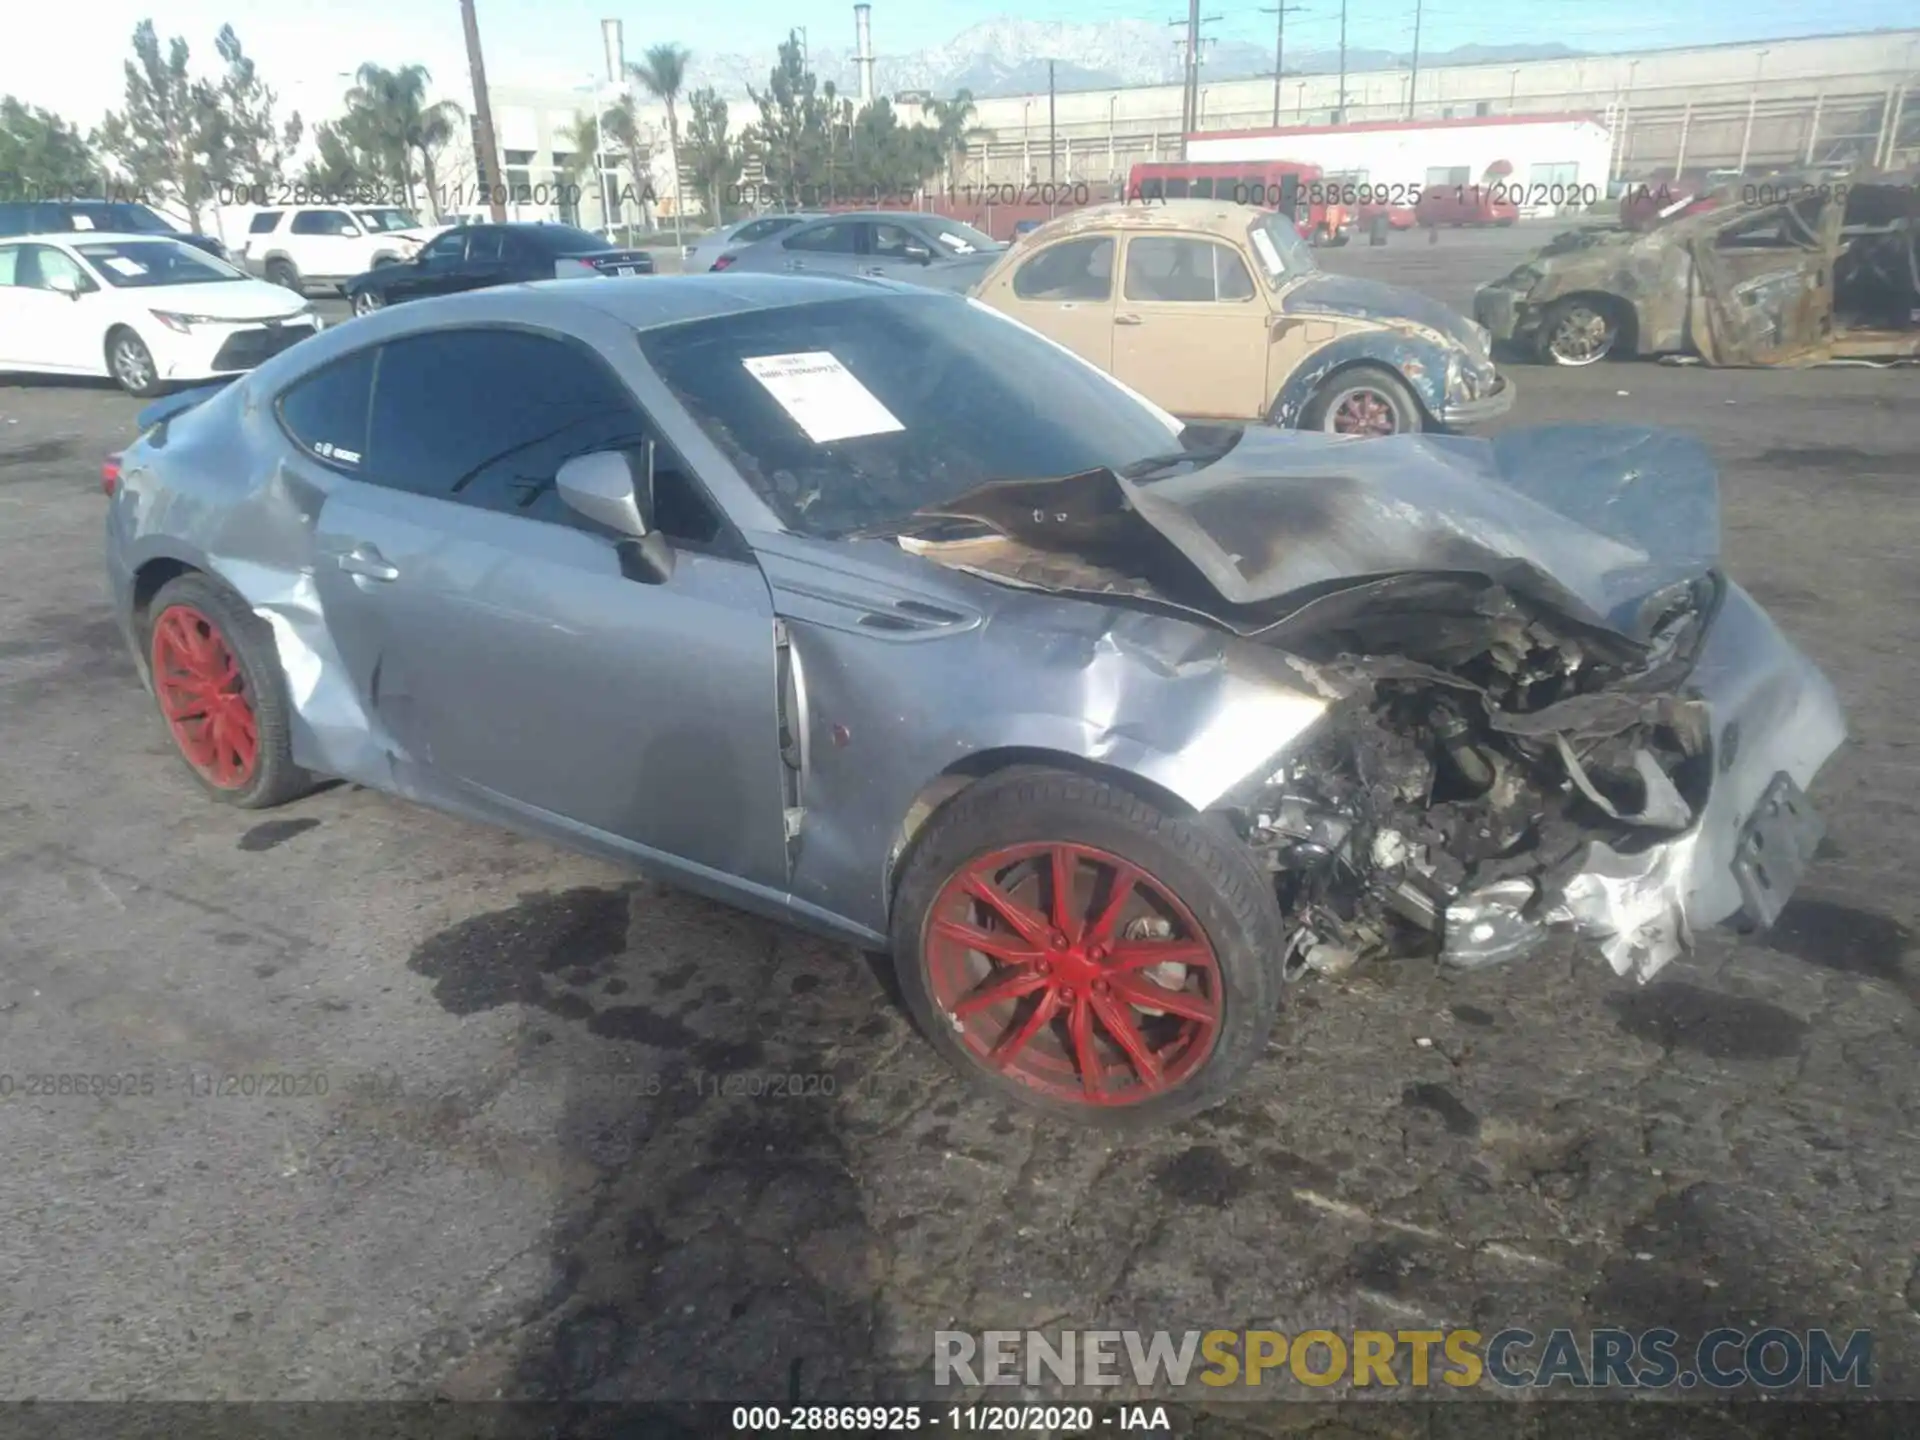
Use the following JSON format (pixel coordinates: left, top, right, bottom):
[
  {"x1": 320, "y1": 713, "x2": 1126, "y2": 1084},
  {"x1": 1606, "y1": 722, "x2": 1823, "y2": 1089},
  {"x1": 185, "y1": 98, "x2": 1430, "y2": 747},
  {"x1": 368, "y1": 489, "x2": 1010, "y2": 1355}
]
[
  {"x1": 710, "y1": 254, "x2": 735, "y2": 271},
  {"x1": 102, "y1": 455, "x2": 122, "y2": 496}
]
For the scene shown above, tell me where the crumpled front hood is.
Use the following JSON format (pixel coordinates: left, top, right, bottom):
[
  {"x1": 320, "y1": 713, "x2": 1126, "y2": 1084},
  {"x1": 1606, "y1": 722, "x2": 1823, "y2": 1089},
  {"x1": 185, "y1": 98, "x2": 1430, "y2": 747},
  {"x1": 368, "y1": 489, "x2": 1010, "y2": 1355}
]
[
  {"x1": 920, "y1": 424, "x2": 1721, "y2": 643},
  {"x1": 1281, "y1": 273, "x2": 1486, "y2": 352}
]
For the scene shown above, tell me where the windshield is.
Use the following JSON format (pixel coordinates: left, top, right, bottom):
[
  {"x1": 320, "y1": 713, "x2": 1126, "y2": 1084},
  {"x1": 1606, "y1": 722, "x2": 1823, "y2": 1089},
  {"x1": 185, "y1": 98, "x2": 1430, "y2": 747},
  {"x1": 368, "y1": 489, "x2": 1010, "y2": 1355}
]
[
  {"x1": 638, "y1": 293, "x2": 1182, "y2": 538},
  {"x1": 70, "y1": 203, "x2": 177, "y2": 235},
  {"x1": 537, "y1": 225, "x2": 615, "y2": 255},
  {"x1": 926, "y1": 219, "x2": 1001, "y2": 255},
  {"x1": 76, "y1": 240, "x2": 245, "y2": 287},
  {"x1": 1247, "y1": 211, "x2": 1317, "y2": 285},
  {"x1": 354, "y1": 208, "x2": 420, "y2": 232}
]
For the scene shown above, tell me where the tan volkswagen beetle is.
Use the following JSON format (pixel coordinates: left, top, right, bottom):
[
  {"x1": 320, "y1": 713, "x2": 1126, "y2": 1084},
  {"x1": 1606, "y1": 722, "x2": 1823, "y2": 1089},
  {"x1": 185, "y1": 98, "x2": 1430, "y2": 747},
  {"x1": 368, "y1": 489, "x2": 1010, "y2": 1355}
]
[{"x1": 970, "y1": 199, "x2": 1513, "y2": 435}]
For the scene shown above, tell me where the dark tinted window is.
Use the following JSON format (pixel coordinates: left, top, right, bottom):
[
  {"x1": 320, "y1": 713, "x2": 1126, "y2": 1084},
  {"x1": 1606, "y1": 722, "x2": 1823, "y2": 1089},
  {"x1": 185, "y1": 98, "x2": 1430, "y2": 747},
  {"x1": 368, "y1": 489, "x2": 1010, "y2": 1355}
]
[
  {"x1": 276, "y1": 349, "x2": 377, "y2": 468},
  {"x1": 783, "y1": 221, "x2": 860, "y2": 254},
  {"x1": 249, "y1": 212, "x2": 283, "y2": 234},
  {"x1": 365, "y1": 328, "x2": 644, "y2": 510},
  {"x1": 418, "y1": 231, "x2": 466, "y2": 263},
  {"x1": 735, "y1": 216, "x2": 799, "y2": 243},
  {"x1": 0, "y1": 204, "x2": 30, "y2": 235},
  {"x1": 1012, "y1": 236, "x2": 1113, "y2": 300},
  {"x1": 466, "y1": 228, "x2": 504, "y2": 261},
  {"x1": 69, "y1": 203, "x2": 175, "y2": 234},
  {"x1": 636, "y1": 293, "x2": 1183, "y2": 538},
  {"x1": 1163, "y1": 178, "x2": 1190, "y2": 198},
  {"x1": 290, "y1": 210, "x2": 353, "y2": 235}
]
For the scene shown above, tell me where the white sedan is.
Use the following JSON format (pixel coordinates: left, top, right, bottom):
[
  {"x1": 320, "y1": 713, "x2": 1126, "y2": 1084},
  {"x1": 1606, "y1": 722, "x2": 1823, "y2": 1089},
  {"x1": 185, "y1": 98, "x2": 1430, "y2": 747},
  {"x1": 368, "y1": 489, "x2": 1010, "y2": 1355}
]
[{"x1": 0, "y1": 232, "x2": 322, "y2": 396}]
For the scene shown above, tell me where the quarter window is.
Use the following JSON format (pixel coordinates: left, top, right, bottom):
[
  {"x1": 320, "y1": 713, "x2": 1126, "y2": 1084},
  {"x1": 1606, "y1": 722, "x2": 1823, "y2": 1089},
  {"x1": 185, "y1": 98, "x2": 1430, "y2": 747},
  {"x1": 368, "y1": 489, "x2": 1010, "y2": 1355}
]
[
  {"x1": 1123, "y1": 236, "x2": 1256, "y2": 302},
  {"x1": 248, "y1": 212, "x2": 283, "y2": 234},
  {"x1": 290, "y1": 210, "x2": 355, "y2": 236},
  {"x1": 1011, "y1": 237, "x2": 1114, "y2": 301},
  {"x1": 276, "y1": 349, "x2": 377, "y2": 468}
]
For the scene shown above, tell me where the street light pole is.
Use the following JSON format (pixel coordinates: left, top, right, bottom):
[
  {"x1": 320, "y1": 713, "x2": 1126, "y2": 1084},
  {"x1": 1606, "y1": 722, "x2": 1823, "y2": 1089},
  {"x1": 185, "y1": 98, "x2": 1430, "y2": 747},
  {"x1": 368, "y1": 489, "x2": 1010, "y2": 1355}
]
[
  {"x1": 1407, "y1": 0, "x2": 1422, "y2": 120},
  {"x1": 1336, "y1": 0, "x2": 1349, "y2": 123},
  {"x1": 459, "y1": 0, "x2": 507, "y2": 221}
]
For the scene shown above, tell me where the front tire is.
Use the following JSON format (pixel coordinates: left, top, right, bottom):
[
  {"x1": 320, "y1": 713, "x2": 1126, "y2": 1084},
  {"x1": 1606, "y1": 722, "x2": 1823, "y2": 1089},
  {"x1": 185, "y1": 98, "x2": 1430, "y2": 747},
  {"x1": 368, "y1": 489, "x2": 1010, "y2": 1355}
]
[
  {"x1": 106, "y1": 328, "x2": 163, "y2": 397},
  {"x1": 351, "y1": 288, "x2": 385, "y2": 316},
  {"x1": 145, "y1": 574, "x2": 316, "y2": 809},
  {"x1": 265, "y1": 258, "x2": 302, "y2": 294},
  {"x1": 1299, "y1": 363, "x2": 1424, "y2": 436},
  {"x1": 1537, "y1": 297, "x2": 1619, "y2": 366},
  {"x1": 890, "y1": 769, "x2": 1286, "y2": 1128}
]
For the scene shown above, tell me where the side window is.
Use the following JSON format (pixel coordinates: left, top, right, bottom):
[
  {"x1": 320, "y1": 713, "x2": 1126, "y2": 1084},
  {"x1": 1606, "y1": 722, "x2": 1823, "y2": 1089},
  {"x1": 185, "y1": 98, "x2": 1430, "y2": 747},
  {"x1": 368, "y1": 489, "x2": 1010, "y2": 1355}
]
[
  {"x1": 290, "y1": 209, "x2": 351, "y2": 236},
  {"x1": 276, "y1": 349, "x2": 377, "y2": 468},
  {"x1": 783, "y1": 221, "x2": 859, "y2": 253},
  {"x1": 735, "y1": 218, "x2": 782, "y2": 243},
  {"x1": 1163, "y1": 178, "x2": 1190, "y2": 199},
  {"x1": 248, "y1": 212, "x2": 283, "y2": 234},
  {"x1": 1123, "y1": 237, "x2": 1255, "y2": 303},
  {"x1": 870, "y1": 223, "x2": 920, "y2": 257},
  {"x1": 1191, "y1": 178, "x2": 1214, "y2": 200},
  {"x1": 1011, "y1": 237, "x2": 1114, "y2": 301},
  {"x1": 466, "y1": 229, "x2": 504, "y2": 262},
  {"x1": 418, "y1": 231, "x2": 467, "y2": 263},
  {"x1": 10, "y1": 244, "x2": 90, "y2": 293},
  {"x1": 0, "y1": 246, "x2": 19, "y2": 286},
  {"x1": 1715, "y1": 199, "x2": 1823, "y2": 251},
  {"x1": 361, "y1": 328, "x2": 725, "y2": 547}
]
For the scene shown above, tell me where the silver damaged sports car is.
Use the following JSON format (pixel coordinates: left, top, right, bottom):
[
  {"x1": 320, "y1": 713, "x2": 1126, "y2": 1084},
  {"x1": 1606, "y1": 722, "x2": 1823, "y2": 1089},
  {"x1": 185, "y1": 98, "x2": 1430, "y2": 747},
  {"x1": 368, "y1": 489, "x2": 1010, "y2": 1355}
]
[{"x1": 104, "y1": 274, "x2": 1846, "y2": 1126}]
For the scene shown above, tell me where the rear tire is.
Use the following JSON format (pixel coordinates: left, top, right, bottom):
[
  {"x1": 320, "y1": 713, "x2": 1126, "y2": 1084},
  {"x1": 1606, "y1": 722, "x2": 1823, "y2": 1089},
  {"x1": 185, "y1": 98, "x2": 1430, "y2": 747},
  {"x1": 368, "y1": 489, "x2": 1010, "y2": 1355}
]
[
  {"x1": 1299, "y1": 363, "x2": 1424, "y2": 436},
  {"x1": 890, "y1": 768, "x2": 1286, "y2": 1129},
  {"x1": 351, "y1": 289, "x2": 385, "y2": 316},
  {"x1": 265, "y1": 259, "x2": 302, "y2": 293},
  {"x1": 1537, "y1": 297, "x2": 1619, "y2": 366},
  {"x1": 145, "y1": 574, "x2": 317, "y2": 809}
]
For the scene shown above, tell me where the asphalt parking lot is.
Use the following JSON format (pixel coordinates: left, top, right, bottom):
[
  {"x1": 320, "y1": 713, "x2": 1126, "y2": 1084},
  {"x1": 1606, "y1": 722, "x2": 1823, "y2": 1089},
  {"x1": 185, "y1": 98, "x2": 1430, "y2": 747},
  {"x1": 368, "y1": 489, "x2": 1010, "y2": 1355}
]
[{"x1": 2, "y1": 224, "x2": 1917, "y2": 1416}]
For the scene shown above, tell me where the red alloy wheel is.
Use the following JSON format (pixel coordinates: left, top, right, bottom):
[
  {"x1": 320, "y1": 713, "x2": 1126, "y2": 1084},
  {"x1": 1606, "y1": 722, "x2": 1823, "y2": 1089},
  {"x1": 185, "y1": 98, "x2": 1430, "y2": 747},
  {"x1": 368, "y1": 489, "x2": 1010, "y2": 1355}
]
[
  {"x1": 150, "y1": 605, "x2": 260, "y2": 789},
  {"x1": 1331, "y1": 389, "x2": 1399, "y2": 436},
  {"x1": 921, "y1": 842, "x2": 1224, "y2": 1107}
]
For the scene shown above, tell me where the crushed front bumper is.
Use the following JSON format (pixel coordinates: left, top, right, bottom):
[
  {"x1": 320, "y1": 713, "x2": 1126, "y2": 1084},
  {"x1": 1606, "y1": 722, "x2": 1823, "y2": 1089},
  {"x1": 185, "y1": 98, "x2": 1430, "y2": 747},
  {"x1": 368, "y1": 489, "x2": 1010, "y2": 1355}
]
[
  {"x1": 1445, "y1": 580, "x2": 1846, "y2": 980},
  {"x1": 1472, "y1": 284, "x2": 1539, "y2": 348}
]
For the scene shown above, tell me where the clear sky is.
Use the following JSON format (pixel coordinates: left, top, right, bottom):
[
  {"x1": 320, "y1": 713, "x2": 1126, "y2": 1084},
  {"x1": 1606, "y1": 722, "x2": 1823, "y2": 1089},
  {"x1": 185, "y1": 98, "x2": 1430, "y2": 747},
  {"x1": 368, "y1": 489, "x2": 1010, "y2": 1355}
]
[{"x1": 6, "y1": 0, "x2": 1915, "y2": 129}]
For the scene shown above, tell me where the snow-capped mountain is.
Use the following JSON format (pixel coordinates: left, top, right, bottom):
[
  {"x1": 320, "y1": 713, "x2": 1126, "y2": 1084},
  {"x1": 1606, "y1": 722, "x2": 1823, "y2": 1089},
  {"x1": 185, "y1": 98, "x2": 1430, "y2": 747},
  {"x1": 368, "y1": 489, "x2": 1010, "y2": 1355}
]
[{"x1": 683, "y1": 17, "x2": 1578, "y2": 102}]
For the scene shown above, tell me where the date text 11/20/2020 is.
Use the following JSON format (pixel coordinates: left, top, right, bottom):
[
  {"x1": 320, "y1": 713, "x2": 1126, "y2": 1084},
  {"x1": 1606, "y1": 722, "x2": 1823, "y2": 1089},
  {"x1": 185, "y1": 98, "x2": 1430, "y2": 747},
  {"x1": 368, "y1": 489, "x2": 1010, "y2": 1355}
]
[{"x1": 210, "y1": 181, "x2": 665, "y2": 211}]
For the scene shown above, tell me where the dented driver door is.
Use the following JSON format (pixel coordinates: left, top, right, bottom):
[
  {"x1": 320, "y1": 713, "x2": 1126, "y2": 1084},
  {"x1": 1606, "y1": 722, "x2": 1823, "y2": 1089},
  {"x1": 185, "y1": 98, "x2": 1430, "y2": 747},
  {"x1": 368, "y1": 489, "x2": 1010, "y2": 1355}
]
[{"x1": 1689, "y1": 198, "x2": 1835, "y2": 365}]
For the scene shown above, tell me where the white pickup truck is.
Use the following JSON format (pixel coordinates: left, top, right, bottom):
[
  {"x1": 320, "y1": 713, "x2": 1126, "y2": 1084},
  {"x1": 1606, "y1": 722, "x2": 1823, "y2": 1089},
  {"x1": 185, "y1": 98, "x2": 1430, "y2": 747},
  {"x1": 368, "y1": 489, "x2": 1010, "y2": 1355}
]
[{"x1": 236, "y1": 205, "x2": 444, "y2": 294}]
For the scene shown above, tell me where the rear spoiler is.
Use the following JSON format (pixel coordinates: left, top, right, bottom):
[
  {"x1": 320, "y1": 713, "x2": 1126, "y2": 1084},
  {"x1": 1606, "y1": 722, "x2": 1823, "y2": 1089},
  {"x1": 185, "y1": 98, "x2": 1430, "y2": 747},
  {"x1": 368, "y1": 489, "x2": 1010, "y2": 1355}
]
[{"x1": 137, "y1": 377, "x2": 236, "y2": 433}]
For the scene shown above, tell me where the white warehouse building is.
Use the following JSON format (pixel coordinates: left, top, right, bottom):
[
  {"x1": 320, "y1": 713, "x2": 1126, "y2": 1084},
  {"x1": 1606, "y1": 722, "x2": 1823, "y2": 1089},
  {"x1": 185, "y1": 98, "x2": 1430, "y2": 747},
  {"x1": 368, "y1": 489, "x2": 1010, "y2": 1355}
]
[{"x1": 1184, "y1": 114, "x2": 1617, "y2": 214}]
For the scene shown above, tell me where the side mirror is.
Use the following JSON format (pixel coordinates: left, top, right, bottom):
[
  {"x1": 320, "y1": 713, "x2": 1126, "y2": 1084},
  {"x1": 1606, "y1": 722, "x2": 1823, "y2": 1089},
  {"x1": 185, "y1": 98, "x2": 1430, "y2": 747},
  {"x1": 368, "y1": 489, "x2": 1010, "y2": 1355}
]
[
  {"x1": 555, "y1": 447, "x2": 674, "y2": 583},
  {"x1": 904, "y1": 242, "x2": 933, "y2": 264},
  {"x1": 46, "y1": 271, "x2": 85, "y2": 297},
  {"x1": 340, "y1": 224, "x2": 364, "y2": 238}
]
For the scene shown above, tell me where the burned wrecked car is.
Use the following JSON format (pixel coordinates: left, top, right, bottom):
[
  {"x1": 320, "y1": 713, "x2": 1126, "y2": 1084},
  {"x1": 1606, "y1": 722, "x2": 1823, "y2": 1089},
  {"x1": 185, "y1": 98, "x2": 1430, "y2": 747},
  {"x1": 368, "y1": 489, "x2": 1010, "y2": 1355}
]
[
  {"x1": 106, "y1": 276, "x2": 1844, "y2": 1126},
  {"x1": 1476, "y1": 172, "x2": 1920, "y2": 366}
]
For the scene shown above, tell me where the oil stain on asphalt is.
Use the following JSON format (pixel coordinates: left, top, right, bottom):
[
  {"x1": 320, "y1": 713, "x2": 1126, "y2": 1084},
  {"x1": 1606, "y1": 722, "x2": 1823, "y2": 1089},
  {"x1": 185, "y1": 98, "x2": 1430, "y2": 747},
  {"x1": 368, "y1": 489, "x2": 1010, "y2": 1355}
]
[{"x1": 1605, "y1": 981, "x2": 1808, "y2": 1061}]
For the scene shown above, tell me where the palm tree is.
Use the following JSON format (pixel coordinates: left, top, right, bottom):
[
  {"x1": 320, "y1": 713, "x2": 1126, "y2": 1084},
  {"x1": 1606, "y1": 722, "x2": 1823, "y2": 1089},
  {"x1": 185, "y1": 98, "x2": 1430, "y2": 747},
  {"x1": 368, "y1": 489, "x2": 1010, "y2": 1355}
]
[
  {"x1": 554, "y1": 112, "x2": 602, "y2": 227},
  {"x1": 629, "y1": 43, "x2": 690, "y2": 248},
  {"x1": 346, "y1": 63, "x2": 462, "y2": 218},
  {"x1": 598, "y1": 93, "x2": 654, "y2": 232},
  {"x1": 927, "y1": 90, "x2": 986, "y2": 195}
]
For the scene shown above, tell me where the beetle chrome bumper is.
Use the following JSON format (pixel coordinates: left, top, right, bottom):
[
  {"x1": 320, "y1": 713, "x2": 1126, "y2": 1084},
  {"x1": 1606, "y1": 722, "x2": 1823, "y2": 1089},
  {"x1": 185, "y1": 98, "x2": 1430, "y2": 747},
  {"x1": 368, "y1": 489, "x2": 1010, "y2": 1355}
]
[{"x1": 1439, "y1": 373, "x2": 1516, "y2": 428}]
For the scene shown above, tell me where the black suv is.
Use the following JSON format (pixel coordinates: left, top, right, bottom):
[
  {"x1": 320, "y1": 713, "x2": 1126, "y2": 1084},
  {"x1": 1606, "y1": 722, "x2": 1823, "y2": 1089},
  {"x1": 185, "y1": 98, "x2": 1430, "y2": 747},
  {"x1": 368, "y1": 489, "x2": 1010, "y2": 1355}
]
[{"x1": 0, "y1": 200, "x2": 229, "y2": 260}]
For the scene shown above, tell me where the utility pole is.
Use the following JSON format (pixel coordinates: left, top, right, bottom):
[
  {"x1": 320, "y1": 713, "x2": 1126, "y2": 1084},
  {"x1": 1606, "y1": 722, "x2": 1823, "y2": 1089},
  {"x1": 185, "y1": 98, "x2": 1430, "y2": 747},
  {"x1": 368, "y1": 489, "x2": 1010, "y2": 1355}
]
[
  {"x1": 1407, "y1": 0, "x2": 1422, "y2": 120},
  {"x1": 1048, "y1": 61, "x2": 1058, "y2": 180},
  {"x1": 798, "y1": 26, "x2": 809, "y2": 73},
  {"x1": 1336, "y1": 0, "x2": 1349, "y2": 124},
  {"x1": 460, "y1": 0, "x2": 507, "y2": 221},
  {"x1": 1259, "y1": 4, "x2": 1305, "y2": 128}
]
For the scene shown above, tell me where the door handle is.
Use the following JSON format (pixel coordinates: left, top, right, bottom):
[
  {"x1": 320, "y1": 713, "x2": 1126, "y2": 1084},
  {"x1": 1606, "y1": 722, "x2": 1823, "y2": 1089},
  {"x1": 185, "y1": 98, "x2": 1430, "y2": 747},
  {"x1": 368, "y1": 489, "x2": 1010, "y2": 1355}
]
[
  {"x1": 859, "y1": 265, "x2": 885, "y2": 277},
  {"x1": 1115, "y1": 313, "x2": 1144, "y2": 325},
  {"x1": 338, "y1": 544, "x2": 399, "y2": 581}
]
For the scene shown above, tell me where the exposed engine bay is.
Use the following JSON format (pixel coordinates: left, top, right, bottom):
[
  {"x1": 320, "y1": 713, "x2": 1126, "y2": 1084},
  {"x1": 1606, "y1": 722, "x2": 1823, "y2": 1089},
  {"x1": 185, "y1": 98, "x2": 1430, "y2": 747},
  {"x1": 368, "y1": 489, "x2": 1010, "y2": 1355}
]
[
  {"x1": 1226, "y1": 573, "x2": 1712, "y2": 977},
  {"x1": 896, "y1": 423, "x2": 1838, "y2": 982}
]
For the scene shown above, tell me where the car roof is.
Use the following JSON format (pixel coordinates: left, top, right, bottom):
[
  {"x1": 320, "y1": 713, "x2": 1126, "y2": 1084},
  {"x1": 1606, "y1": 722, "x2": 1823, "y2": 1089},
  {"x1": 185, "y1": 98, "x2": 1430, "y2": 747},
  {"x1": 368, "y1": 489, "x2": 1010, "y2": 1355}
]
[
  {"x1": 0, "y1": 231, "x2": 180, "y2": 247},
  {"x1": 566, "y1": 272, "x2": 909, "y2": 329},
  {"x1": 1022, "y1": 200, "x2": 1261, "y2": 244}
]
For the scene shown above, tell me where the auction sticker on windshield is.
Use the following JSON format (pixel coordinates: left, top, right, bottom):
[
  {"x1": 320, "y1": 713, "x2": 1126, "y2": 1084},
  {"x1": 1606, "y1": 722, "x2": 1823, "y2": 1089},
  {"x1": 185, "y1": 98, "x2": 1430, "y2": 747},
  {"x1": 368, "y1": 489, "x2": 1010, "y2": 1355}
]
[
  {"x1": 1249, "y1": 226, "x2": 1283, "y2": 277},
  {"x1": 102, "y1": 256, "x2": 148, "y2": 277},
  {"x1": 742, "y1": 352, "x2": 906, "y2": 444}
]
